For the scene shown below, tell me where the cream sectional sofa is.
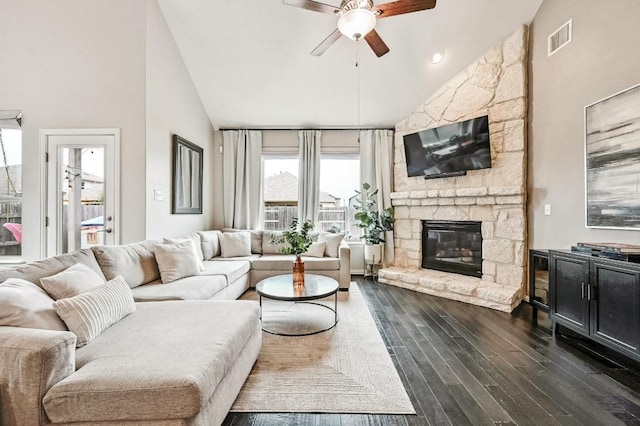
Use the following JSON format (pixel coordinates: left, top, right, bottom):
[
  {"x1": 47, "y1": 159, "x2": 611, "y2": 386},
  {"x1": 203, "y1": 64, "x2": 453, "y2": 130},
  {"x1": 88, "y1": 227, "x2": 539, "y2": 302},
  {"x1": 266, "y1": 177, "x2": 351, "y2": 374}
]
[
  {"x1": 0, "y1": 229, "x2": 350, "y2": 425},
  {"x1": 198, "y1": 229, "x2": 351, "y2": 291}
]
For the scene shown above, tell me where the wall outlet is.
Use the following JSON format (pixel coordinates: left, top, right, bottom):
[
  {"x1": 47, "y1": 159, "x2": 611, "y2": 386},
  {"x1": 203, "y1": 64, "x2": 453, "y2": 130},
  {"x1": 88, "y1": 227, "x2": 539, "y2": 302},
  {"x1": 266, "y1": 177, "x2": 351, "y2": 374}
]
[{"x1": 544, "y1": 204, "x2": 551, "y2": 215}]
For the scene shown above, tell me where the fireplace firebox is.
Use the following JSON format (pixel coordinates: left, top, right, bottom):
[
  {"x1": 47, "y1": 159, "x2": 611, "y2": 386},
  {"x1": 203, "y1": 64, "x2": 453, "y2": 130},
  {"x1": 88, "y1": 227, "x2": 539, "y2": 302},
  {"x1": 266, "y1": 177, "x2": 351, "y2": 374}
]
[{"x1": 422, "y1": 220, "x2": 482, "y2": 278}]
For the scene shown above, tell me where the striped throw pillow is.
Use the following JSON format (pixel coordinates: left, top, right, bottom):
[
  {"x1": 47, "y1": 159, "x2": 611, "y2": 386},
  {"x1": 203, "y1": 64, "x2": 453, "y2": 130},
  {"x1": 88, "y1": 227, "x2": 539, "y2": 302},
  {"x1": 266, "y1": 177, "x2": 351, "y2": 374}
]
[{"x1": 53, "y1": 275, "x2": 135, "y2": 348}]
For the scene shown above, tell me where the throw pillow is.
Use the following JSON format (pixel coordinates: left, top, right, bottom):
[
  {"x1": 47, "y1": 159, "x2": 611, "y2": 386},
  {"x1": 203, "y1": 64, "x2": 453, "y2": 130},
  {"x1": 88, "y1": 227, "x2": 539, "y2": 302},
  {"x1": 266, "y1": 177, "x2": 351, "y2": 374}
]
[
  {"x1": 185, "y1": 232, "x2": 205, "y2": 261},
  {"x1": 262, "y1": 231, "x2": 288, "y2": 254},
  {"x1": 222, "y1": 228, "x2": 264, "y2": 254},
  {"x1": 163, "y1": 237, "x2": 206, "y2": 271},
  {"x1": 198, "y1": 230, "x2": 223, "y2": 259},
  {"x1": 0, "y1": 278, "x2": 68, "y2": 330},
  {"x1": 221, "y1": 231, "x2": 252, "y2": 258},
  {"x1": 318, "y1": 232, "x2": 345, "y2": 258},
  {"x1": 155, "y1": 241, "x2": 202, "y2": 283},
  {"x1": 92, "y1": 241, "x2": 160, "y2": 289},
  {"x1": 40, "y1": 263, "x2": 105, "y2": 300},
  {"x1": 303, "y1": 241, "x2": 326, "y2": 258},
  {"x1": 54, "y1": 275, "x2": 135, "y2": 348}
]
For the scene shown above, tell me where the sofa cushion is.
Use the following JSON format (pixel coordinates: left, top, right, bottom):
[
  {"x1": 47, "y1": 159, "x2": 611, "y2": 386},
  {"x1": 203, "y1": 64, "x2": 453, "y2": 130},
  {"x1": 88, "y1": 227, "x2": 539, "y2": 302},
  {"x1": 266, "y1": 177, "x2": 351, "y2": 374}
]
[
  {"x1": 130, "y1": 275, "x2": 228, "y2": 301},
  {"x1": 155, "y1": 241, "x2": 202, "y2": 283},
  {"x1": 251, "y1": 254, "x2": 340, "y2": 271},
  {"x1": 92, "y1": 241, "x2": 160, "y2": 288},
  {"x1": 303, "y1": 241, "x2": 326, "y2": 258},
  {"x1": 43, "y1": 300, "x2": 261, "y2": 423},
  {"x1": 0, "y1": 278, "x2": 67, "y2": 330},
  {"x1": 40, "y1": 263, "x2": 105, "y2": 300},
  {"x1": 0, "y1": 248, "x2": 105, "y2": 288},
  {"x1": 262, "y1": 230, "x2": 288, "y2": 254},
  {"x1": 221, "y1": 231, "x2": 252, "y2": 258},
  {"x1": 198, "y1": 230, "x2": 222, "y2": 260},
  {"x1": 179, "y1": 232, "x2": 205, "y2": 261},
  {"x1": 53, "y1": 276, "x2": 135, "y2": 348},
  {"x1": 163, "y1": 236, "x2": 205, "y2": 270},
  {"x1": 222, "y1": 228, "x2": 263, "y2": 254},
  {"x1": 318, "y1": 232, "x2": 345, "y2": 257},
  {"x1": 203, "y1": 259, "x2": 251, "y2": 284}
]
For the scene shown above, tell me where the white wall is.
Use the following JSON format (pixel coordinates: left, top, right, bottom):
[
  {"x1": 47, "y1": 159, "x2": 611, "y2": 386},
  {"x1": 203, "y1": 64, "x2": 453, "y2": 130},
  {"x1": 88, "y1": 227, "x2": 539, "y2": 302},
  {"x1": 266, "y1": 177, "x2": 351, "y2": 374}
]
[
  {"x1": 529, "y1": 0, "x2": 640, "y2": 249},
  {"x1": 0, "y1": 0, "x2": 147, "y2": 260},
  {"x1": 146, "y1": 0, "x2": 216, "y2": 239}
]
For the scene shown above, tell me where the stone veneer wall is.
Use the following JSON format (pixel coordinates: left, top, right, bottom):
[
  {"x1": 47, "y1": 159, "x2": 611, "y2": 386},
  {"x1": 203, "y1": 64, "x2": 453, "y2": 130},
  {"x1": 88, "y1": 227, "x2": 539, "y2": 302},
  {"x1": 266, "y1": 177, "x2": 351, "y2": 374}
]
[{"x1": 378, "y1": 27, "x2": 528, "y2": 313}]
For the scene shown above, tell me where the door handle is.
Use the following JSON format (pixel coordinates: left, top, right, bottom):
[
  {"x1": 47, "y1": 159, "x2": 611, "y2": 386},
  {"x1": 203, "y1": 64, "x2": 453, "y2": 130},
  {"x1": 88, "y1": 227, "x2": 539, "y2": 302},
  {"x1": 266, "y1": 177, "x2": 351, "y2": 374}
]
[
  {"x1": 587, "y1": 284, "x2": 594, "y2": 301},
  {"x1": 581, "y1": 282, "x2": 586, "y2": 299}
]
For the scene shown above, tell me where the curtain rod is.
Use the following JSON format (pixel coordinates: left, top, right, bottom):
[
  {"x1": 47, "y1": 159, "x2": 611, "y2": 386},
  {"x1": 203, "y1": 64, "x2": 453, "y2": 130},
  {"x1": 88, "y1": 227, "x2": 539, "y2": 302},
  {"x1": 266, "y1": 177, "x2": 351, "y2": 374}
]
[{"x1": 218, "y1": 127, "x2": 395, "y2": 131}]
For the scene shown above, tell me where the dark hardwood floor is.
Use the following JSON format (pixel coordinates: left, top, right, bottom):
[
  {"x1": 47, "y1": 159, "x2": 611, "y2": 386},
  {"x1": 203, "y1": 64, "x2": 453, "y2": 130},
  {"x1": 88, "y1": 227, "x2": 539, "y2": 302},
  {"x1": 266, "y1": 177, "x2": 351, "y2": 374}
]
[{"x1": 223, "y1": 277, "x2": 640, "y2": 425}]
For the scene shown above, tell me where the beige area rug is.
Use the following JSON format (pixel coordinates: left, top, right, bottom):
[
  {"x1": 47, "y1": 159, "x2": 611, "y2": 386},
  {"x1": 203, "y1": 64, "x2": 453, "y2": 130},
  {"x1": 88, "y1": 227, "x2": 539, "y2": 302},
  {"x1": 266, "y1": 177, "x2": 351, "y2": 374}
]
[{"x1": 231, "y1": 283, "x2": 415, "y2": 414}]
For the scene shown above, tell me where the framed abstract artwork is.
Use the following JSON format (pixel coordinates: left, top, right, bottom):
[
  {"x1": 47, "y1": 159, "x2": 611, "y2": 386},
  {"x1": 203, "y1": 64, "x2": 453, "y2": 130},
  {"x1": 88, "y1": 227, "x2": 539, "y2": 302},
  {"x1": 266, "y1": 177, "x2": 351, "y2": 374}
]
[
  {"x1": 585, "y1": 83, "x2": 640, "y2": 229},
  {"x1": 172, "y1": 135, "x2": 203, "y2": 214}
]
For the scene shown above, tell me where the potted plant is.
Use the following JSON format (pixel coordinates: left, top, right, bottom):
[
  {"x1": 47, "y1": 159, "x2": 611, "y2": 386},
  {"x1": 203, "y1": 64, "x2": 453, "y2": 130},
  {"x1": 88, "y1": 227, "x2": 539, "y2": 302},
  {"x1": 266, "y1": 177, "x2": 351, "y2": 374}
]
[
  {"x1": 353, "y1": 183, "x2": 394, "y2": 265},
  {"x1": 271, "y1": 218, "x2": 314, "y2": 285}
]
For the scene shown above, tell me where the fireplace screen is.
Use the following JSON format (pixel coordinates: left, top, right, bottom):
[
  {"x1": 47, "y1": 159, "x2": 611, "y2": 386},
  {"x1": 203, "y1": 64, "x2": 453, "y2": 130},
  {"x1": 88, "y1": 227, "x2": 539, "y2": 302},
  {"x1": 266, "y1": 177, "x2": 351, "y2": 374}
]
[{"x1": 422, "y1": 220, "x2": 482, "y2": 278}]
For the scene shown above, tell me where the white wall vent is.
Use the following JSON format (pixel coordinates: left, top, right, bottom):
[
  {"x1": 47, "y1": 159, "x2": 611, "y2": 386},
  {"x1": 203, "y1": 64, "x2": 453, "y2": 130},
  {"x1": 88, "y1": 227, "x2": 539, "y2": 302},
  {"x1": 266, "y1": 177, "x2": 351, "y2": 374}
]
[{"x1": 548, "y1": 19, "x2": 572, "y2": 57}]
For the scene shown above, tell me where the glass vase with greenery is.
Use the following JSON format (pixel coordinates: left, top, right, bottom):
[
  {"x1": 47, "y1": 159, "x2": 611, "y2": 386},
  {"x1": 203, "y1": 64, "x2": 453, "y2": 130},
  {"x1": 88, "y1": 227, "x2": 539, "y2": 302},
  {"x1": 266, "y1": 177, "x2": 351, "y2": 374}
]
[
  {"x1": 271, "y1": 218, "x2": 314, "y2": 285},
  {"x1": 272, "y1": 217, "x2": 314, "y2": 256}
]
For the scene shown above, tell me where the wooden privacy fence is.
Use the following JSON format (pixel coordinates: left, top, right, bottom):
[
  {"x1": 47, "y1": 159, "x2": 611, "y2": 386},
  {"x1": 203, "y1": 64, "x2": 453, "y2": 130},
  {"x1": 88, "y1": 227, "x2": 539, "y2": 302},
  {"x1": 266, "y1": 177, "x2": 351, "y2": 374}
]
[
  {"x1": 264, "y1": 205, "x2": 359, "y2": 237},
  {"x1": 0, "y1": 198, "x2": 21, "y2": 255},
  {"x1": 61, "y1": 204, "x2": 104, "y2": 254},
  {"x1": 0, "y1": 201, "x2": 104, "y2": 256}
]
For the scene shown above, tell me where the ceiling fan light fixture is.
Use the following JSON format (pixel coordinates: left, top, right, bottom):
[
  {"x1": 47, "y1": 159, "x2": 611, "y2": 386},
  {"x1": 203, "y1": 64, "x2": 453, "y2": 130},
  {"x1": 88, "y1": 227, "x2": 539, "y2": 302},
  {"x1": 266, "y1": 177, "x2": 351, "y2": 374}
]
[{"x1": 338, "y1": 8, "x2": 376, "y2": 40}]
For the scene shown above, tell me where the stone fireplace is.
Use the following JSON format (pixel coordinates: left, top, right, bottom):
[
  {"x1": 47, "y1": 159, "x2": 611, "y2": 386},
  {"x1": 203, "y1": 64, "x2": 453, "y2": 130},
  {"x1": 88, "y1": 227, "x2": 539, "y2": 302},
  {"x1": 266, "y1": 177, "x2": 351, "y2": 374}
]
[{"x1": 378, "y1": 27, "x2": 528, "y2": 313}]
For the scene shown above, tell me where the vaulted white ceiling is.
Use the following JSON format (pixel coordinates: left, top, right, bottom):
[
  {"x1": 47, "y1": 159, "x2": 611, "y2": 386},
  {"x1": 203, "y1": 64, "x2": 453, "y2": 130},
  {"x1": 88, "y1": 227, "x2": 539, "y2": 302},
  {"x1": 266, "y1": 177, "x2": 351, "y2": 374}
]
[{"x1": 157, "y1": 0, "x2": 543, "y2": 129}]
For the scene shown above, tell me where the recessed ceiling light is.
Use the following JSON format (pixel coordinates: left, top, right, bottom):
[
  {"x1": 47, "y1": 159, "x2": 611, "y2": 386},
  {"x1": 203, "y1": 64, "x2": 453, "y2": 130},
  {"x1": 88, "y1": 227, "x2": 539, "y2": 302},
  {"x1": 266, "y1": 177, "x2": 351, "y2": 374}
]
[{"x1": 431, "y1": 51, "x2": 445, "y2": 64}]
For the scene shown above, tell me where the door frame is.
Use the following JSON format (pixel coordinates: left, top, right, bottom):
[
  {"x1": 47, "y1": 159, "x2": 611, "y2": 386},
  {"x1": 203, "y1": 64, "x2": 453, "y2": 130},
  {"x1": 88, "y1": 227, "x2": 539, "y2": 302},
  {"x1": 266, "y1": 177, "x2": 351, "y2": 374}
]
[{"x1": 40, "y1": 128, "x2": 120, "y2": 257}]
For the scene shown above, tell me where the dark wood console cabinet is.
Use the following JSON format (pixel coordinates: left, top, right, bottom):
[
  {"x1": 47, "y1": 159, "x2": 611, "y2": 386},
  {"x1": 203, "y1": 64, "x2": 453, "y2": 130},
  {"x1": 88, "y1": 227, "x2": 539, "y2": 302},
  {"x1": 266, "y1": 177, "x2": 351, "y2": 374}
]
[{"x1": 549, "y1": 250, "x2": 640, "y2": 361}]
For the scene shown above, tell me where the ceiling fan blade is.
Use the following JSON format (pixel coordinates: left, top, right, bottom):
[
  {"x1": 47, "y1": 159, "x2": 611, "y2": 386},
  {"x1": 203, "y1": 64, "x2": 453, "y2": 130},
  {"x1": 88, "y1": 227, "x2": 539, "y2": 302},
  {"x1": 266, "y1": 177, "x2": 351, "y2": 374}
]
[
  {"x1": 372, "y1": 0, "x2": 436, "y2": 18},
  {"x1": 311, "y1": 29, "x2": 343, "y2": 56},
  {"x1": 364, "y1": 30, "x2": 390, "y2": 57},
  {"x1": 283, "y1": 0, "x2": 340, "y2": 15}
]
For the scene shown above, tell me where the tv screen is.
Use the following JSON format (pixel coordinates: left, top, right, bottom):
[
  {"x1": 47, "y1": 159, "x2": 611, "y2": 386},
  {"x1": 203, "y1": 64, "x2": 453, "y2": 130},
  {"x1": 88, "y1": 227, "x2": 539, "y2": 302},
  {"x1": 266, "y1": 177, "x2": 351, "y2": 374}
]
[{"x1": 403, "y1": 115, "x2": 491, "y2": 178}]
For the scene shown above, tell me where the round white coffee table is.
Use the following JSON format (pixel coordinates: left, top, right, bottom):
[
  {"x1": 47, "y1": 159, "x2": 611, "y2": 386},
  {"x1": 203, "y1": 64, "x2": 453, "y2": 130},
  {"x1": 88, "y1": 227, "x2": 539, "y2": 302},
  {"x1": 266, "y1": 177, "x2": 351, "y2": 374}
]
[{"x1": 255, "y1": 274, "x2": 339, "y2": 336}]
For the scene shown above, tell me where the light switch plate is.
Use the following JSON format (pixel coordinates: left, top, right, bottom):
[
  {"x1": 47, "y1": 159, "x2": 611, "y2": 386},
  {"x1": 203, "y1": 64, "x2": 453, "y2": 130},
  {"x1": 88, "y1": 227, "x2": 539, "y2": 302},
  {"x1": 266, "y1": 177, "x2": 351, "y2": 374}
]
[{"x1": 153, "y1": 190, "x2": 164, "y2": 201}]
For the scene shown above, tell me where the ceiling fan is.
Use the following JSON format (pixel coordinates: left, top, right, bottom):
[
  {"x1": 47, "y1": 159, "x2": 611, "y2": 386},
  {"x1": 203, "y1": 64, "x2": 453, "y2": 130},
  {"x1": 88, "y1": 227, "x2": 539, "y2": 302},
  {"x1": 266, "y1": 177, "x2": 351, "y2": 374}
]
[{"x1": 284, "y1": 0, "x2": 436, "y2": 57}]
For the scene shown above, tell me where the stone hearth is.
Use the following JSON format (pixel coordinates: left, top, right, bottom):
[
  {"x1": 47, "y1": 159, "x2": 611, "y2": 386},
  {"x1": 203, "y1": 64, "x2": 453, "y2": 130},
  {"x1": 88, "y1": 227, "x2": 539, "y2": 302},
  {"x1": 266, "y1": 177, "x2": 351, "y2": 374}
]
[{"x1": 379, "y1": 27, "x2": 528, "y2": 313}]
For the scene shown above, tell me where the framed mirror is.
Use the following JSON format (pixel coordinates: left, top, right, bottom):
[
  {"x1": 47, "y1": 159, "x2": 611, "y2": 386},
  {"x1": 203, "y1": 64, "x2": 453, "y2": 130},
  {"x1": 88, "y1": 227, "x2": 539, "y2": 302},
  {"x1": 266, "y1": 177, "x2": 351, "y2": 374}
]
[{"x1": 172, "y1": 135, "x2": 203, "y2": 214}]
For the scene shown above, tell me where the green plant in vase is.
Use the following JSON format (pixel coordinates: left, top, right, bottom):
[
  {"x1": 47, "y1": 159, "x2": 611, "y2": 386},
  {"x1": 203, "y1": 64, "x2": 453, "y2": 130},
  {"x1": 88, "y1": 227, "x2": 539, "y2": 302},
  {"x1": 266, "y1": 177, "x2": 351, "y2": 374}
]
[
  {"x1": 271, "y1": 218, "x2": 314, "y2": 285},
  {"x1": 353, "y1": 182, "x2": 394, "y2": 264}
]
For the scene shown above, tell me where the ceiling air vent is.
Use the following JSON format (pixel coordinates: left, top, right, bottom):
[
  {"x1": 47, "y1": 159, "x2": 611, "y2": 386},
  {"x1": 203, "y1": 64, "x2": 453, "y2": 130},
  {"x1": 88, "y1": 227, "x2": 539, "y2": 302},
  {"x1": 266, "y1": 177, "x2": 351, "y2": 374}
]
[{"x1": 548, "y1": 19, "x2": 572, "y2": 57}]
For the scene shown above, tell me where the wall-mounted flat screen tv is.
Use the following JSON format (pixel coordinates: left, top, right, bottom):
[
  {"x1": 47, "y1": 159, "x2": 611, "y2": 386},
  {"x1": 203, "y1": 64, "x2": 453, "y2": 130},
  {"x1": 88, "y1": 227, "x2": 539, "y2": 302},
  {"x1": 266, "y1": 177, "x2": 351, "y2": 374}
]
[{"x1": 403, "y1": 115, "x2": 492, "y2": 179}]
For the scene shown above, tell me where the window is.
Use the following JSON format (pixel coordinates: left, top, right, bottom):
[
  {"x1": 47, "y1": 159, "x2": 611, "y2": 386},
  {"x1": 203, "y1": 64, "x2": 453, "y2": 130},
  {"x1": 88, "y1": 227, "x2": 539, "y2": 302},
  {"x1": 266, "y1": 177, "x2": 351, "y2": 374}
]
[
  {"x1": 0, "y1": 118, "x2": 22, "y2": 257},
  {"x1": 263, "y1": 156, "x2": 299, "y2": 231},
  {"x1": 262, "y1": 154, "x2": 360, "y2": 237},
  {"x1": 318, "y1": 155, "x2": 360, "y2": 238}
]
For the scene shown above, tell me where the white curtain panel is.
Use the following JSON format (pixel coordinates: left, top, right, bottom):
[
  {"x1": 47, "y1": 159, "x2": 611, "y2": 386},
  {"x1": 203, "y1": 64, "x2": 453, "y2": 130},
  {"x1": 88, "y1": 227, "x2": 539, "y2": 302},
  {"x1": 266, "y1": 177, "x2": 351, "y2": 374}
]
[
  {"x1": 360, "y1": 129, "x2": 395, "y2": 266},
  {"x1": 298, "y1": 130, "x2": 321, "y2": 225},
  {"x1": 222, "y1": 130, "x2": 263, "y2": 229}
]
